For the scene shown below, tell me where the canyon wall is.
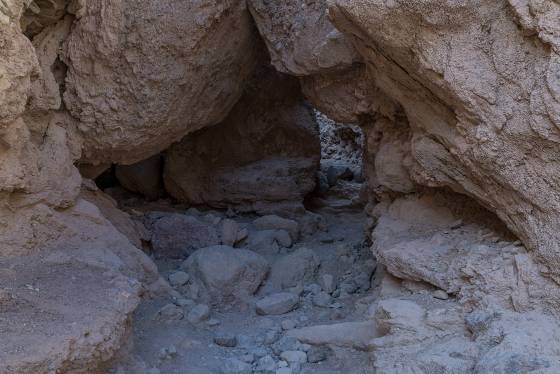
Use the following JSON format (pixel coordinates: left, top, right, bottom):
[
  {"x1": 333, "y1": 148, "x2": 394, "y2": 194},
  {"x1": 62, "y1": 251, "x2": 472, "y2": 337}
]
[{"x1": 3, "y1": 0, "x2": 560, "y2": 372}]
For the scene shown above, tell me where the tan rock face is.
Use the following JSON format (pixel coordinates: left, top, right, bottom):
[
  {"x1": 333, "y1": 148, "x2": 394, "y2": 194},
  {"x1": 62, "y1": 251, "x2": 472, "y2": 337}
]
[
  {"x1": 248, "y1": 0, "x2": 360, "y2": 76},
  {"x1": 328, "y1": 0, "x2": 560, "y2": 280},
  {"x1": 164, "y1": 64, "x2": 320, "y2": 213},
  {"x1": 63, "y1": 0, "x2": 259, "y2": 164}
]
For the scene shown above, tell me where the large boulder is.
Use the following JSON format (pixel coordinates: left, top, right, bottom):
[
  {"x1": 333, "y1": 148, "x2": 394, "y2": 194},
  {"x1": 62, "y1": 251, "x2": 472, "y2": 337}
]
[
  {"x1": 164, "y1": 64, "x2": 321, "y2": 212},
  {"x1": 182, "y1": 245, "x2": 269, "y2": 305},
  {"x1": 328, "y1": 0, "x2": 560, "y2": 281},
  {"x1": 63, "y1": 0, "x2": 259, "y2": 164}
]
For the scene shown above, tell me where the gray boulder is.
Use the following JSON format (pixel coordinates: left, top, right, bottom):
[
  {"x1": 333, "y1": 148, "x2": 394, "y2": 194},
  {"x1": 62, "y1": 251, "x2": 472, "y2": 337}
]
[
  {"x1": 151, "y1": 214, "x2": 220, "y2": 258},
  {"x1": 183, "y1": 246, "x2": 269, "y2": 304}
]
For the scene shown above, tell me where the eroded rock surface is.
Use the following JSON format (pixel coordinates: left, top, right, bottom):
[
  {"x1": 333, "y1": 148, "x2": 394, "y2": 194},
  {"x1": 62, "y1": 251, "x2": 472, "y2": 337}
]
[
  {"x1": 328, "y1": 0, "x2": 560, "y2": 281},
  {"x1": 247, "y1": 0, "x2": 359, "y2": 76},
  {"x1": 164, "y1": 63, "x2": 320, "y2": 214},
  {"x1": 64, "y1": 0, "x2": 259, "y2": 164}
]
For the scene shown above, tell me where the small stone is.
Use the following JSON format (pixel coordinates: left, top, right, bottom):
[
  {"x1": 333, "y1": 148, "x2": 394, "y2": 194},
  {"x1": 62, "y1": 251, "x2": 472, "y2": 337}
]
[
  {"x1": 174, "y1": 298, "x2": 196, "y2": 309},
  {"x1": 221, "y1": 358, "x2": 252, "y2": 374},
  {"x1": 339, "y1": 281, "x2": 358, "y2": 294},
  {"x1": 319, "y1": 274, "x2": 336, "y2": 294},
  {"x1": 155, "y1": 304, "x2": 184, "y2": 321},
  {"x1": 236, "y1": 228, "x2": 249, "y2": 243},
  {"x1": 239, "y1": 353, "x2": 255, "y2": 364},
  {"x1": 264, "y1": 329, "x2": 282, "y2": 345},
  {"x1": 256, "y1": 355, "x2": 276, "y2": 372},
  {"x1": 307, "y1": 346, "x2": 331, "y2": 363},
  {"x1": 221, "y1": 219, "x2": 239, "y2": 246},
  {"x1": 159, "y1": 345, "x2": 177, "y2": 360},
  {"x1": 277, "y1": 361, "x2": 288, "y2": 368},
  {"x1": 271, "y1": 336, "x2": 302, "y2": 355},
  {"x1": 168, "y1": 271, "x2": 190, "y2": 287},
  {"x1": 433, "y1": 290, "x2": 449, "y2": 300},
  {"x1": 304, "y1": 283, "x2": 322, "y2": 295},
  {"x1": 330, "y1": 309, "x2": 346, "y2": 320},
  {"x1": 276, "y1": 368, "x2": 292, "y2": 374},
  {"x1": 252, "y1": 347, "x2": 269, "y2": 358},
  {"x1": 312, "y1": 292, "x2": 332, "y2": 308},
  {"x1": 280, "y1": 350, "x2": 307, "y2": 364},
  {"x1": 253, "y1": 215, "x2": 299, "y2": 240},
  {"x1": 286, "y1": 284, "x2": 304, "y2": 296},
  {"x1": 207, "y1": 318, "x2": 221, "y2": 327},
  {"x1": 187, "y1": 304, "x2": 210, "y2": 323},
  {"x1": 281, "y1": 319, "x2": 297, "y2": 330},
  {"x1": 147, "y1": 368, "x2": 161, "y2": 374},
  {"x1": 214, "y1": 333, "x2": 238, "y2": 347},
  {"x1": 449, "y1": 219, "x2": 463, "y2": 229},
  {"x1": 256, "y1": 293, "x2": 299, "y2": 315}
]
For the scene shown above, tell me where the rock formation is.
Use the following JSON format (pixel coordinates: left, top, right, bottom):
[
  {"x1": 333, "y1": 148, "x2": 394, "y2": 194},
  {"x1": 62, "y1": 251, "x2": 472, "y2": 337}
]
[
  {"x1": 4, "y1": 0, "x2": 560, "y2": 372},
  {"x1": 164, "y1": 62, "x2": 320, "y2": 214},
  {"x1": 64, "y1": 0, "x2": 259, "y2": 165}
]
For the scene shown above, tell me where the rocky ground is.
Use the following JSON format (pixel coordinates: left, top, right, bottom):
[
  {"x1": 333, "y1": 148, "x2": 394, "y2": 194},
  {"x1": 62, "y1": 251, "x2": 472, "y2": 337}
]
[
  {"x1": 114, "y1": 201, "x2": 373, "y2": 374},
  {"x1": 106, "y1": 127, "x2": 373, "y2": 374}
]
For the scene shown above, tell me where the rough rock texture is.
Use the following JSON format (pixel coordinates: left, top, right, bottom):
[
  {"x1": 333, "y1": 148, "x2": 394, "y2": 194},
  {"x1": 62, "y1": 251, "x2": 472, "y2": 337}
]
[
  {"x1": 164, "y1": 63, "x2": 320, "y2": 213},
  {"x1": 182, "y1": 245, "x2": 269, "y2": 305},
  {"x1": 0, "y1": 2, "x2": 160, "y2": 371},
  {"x1": 328, "y1": 0, "x2": 560, "y2": 281},
  {"x1": 0, "y1": 195, "x2": 158, "y2": 373},
  {"x1": 247, "y1": 0, "x2": 359, "y2": 76},
  {"x1": 115, "y1": 155, "x2": 163, "y2": 201},
  {"x1": 64, "y1": 0, "x2": 259, "y2": 164},
  {"x1": 148, "y1": 213, "x2": 220, "y2": 259},
  {"x1": 367, "y1": 191, "x2": 560, "y2": 372}
]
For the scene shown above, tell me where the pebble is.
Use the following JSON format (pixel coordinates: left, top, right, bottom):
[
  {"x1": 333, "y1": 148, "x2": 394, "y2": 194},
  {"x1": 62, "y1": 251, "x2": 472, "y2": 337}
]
[
  {"x1": 158, "y1": 345, "x2": 177, "y2": 360},
  {"x1": 276, "y1": 368, "x2": 292, "y2": 374},
  {"x1": 155, "y1": 304, "x2": 184, "y2": 322},
  {"x1": 174, "y1": 298, "x2": 196, "y2": 309},
  {"x1": 433, "y1": 290, "x2": 449, "y2": 300},
  {"x1": 312, "y1": 292, "x2": 332, "y2": 308},
  {"x1": 206, "y1": 318, "x2": 221, "y2": 327},
  {"x1": 280, "y1": 350, "x2": 307, "y2": 364},
  {"x1": 146, "y1": 368, "x2": 161, "y2": 374},
  {"x1": 255, "y1": 355, "x2": 276, "y2": 372},
  {"x1": 330, "y1": 309, "x2": 346, "y2": 320},
  {"x1": 339, "y1": 280, "x2": 358, "y2": 294},
  {"x1": 264, "y1": 329, "x2": 281, "y2": 345},
  {"x1": 251, "y1": 347, "x2": 269, "y2": 358},
  {"x1": 221, "y1": 358, "x2": 252, "y2": 374},
  {"x1": 256, "y1": 292, "x2": 299, "y2": 315},
  {"x1": 304, "y1": 283, "x2": 321, "y2": 295},
  {"x1": 213, "y1": 333, "x2": 237, "y2": 347},
  {"x1": 239, "y1": 353, "x2": 255, "y2": 364},
  {"x1": 221, "y1": 219, "x2": 239, "y2": 246},
  {"x1": 271, "y1": 336, "x2": 302, "y2": 355},
  {"x1": 236, "y1": 228, "x2": 249, "y2": 243},
  {"x1": 307, "y1": 346, "x2": 331, "y2": 363},
  {"x1": 168, "y1": 271, "x2": 190, "y2": 287},
  {"x1": 187, "y1": 304, "x2": 210, "y2": 323},
  {"x1": 281, "y1": 319, "x2": 297, "y2": 330}
]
